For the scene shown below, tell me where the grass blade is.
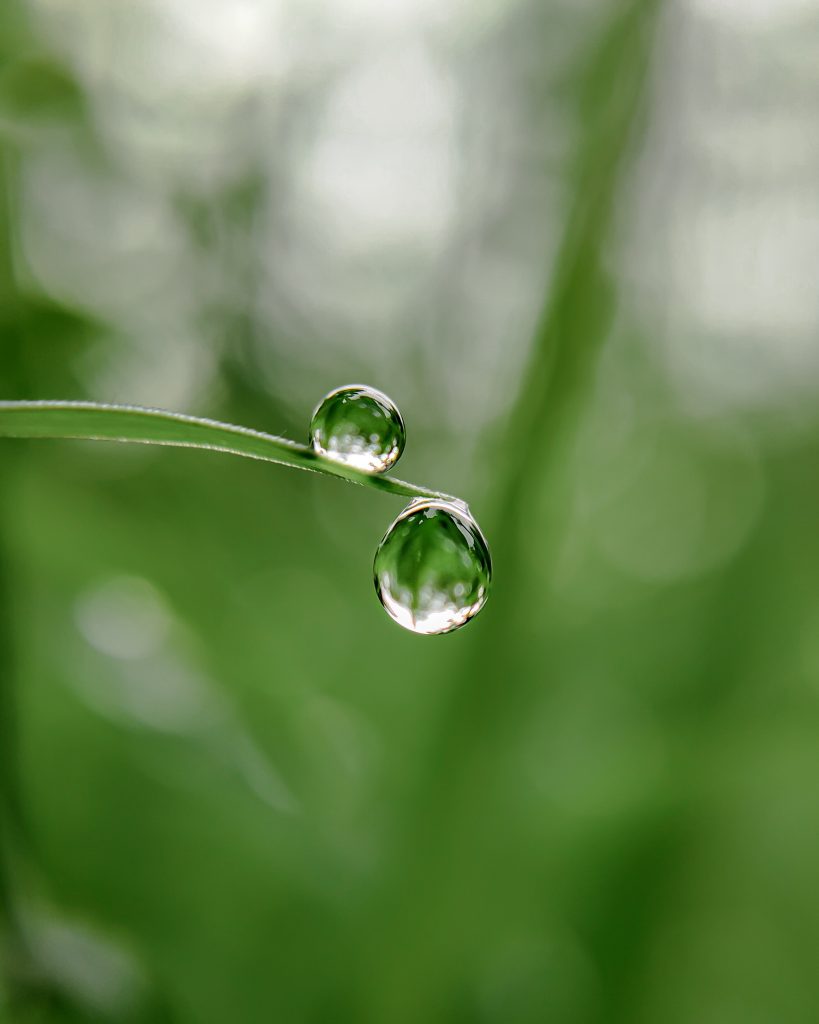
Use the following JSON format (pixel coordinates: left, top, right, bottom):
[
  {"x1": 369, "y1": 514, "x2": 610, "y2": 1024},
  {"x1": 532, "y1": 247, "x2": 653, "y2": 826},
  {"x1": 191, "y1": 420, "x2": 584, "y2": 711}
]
[{"x1": 0, "y1": 400, "x2": 452, "y2": 501}]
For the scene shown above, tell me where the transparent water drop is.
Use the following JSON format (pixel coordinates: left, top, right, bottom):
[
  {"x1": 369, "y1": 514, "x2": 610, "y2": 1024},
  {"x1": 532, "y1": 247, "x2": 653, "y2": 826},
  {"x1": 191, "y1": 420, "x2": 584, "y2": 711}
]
[
  {"x1": 310, "y1": 384, "x2": 405, "y2": 474},
  {"x1": 374, "y1": 499, "x2": 492, "y2": 635}
]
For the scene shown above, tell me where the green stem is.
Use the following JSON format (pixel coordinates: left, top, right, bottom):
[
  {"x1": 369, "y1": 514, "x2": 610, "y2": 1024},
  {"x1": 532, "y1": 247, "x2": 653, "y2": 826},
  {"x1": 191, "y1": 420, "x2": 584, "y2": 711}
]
[
  {"x1": 356, "y1": 2, "x2": 664, "y2": 1019},
  {"x1": 0, "y1": 400, "x2": 456, "y2": 502},
  {"x1": 0, "y1": 504, "x2": 30, "y2": 969}
]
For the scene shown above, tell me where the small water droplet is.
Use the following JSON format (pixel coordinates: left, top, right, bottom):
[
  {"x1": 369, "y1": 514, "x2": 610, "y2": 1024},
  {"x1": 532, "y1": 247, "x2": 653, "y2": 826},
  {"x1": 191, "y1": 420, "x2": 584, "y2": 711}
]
[
  {"x1": 374, "y1": 499, "x2": 492, "y2": 635},
  {"x1": 310, "y1": 385, "x2": 405, "y2": 474}
]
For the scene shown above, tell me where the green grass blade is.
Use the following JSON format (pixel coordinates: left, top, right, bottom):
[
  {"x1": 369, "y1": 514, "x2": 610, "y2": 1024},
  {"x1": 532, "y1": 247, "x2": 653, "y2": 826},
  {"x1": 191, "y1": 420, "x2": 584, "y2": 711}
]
[{"x1": 0, "y1": 400, "x2": 451, "y2": 501}]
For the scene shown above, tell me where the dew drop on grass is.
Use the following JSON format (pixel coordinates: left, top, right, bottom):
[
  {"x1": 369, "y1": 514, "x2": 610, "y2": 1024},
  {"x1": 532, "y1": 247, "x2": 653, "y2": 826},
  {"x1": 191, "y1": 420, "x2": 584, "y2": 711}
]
[
  {"x1": 374, "y1": 499, "x2": 492, "y2": 635},
  {"x1": 310, "y1": 385, "x2": 405, "y2": 474}
]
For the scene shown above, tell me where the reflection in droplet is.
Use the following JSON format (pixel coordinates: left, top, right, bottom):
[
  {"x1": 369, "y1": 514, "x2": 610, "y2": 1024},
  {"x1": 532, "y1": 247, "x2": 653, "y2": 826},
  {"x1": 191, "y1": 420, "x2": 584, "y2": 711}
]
[
  {"x1": 309, "y1": 384, "x2": 405, "y2": 473},
  {"x1": 373, "y1": 499, "x2": 491, "y2": 635}
]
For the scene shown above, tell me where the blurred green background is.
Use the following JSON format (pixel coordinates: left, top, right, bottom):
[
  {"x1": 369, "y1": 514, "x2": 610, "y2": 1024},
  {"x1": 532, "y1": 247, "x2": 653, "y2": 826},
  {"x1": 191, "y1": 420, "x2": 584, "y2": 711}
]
[{"x1": 2, "y1": 0, "x2": 819, "y2": 1020}]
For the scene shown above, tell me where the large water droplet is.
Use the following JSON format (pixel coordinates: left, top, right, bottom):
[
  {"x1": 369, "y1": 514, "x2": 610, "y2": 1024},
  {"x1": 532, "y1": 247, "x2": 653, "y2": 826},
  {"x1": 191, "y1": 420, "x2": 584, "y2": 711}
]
[
  {"x1": 374, "y1": 499, "x2": 492, "y2": 635},
  {"x1": 310, "y1": 385, "x2": 405, "y2": 474}
]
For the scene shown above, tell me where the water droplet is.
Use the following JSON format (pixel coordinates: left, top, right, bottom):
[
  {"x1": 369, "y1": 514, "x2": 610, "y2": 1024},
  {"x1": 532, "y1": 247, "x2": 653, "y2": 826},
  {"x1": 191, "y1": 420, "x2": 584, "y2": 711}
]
[
  {"x1": 310, "y1": 385, "x2": 405, "y2": 473},
  {"x1": 374, "y1": 499, "x2": 492, "y2": 635}
]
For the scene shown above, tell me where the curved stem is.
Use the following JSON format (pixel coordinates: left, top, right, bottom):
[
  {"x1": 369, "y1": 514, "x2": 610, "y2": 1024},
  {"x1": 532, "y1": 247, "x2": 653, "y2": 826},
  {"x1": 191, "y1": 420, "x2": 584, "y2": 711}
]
[{"x1": 0, "y1": 400, "x2": 456, "y2": 502}]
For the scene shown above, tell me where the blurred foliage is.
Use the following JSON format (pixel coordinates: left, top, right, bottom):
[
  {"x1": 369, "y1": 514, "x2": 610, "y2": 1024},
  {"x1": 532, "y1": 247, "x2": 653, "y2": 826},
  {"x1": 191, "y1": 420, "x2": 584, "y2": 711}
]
[{"x1": 2, "y1": 0, "x2": 819, "y2": 1022}]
